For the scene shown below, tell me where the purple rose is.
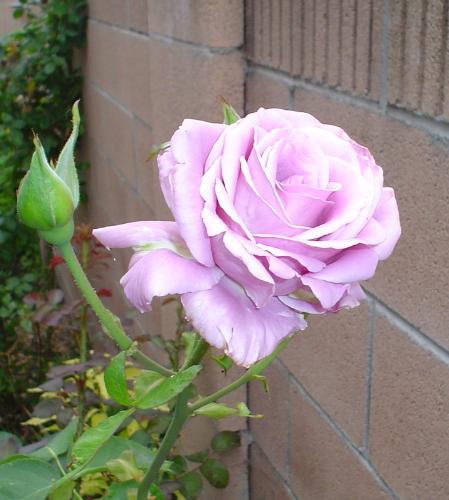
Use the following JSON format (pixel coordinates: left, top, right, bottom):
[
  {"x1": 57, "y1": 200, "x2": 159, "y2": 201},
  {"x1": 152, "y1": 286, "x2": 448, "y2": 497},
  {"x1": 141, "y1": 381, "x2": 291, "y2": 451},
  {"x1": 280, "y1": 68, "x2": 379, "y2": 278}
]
[{"x1": 93, "y1": 108, "x2": 400, "y2": 366}]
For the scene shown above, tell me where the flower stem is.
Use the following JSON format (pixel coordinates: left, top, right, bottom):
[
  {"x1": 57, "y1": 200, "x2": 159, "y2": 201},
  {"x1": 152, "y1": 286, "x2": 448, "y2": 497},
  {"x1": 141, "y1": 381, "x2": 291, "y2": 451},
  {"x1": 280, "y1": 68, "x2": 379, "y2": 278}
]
[
  {"x1": 58, "y1": 241, "x2": 173, "y2": 376},
  {"x1": 137, "y1": 389, "x2": 190, "y2": 500},
  {"x1": 189, "y1": 337, "x2": 290, "y2": 412}
]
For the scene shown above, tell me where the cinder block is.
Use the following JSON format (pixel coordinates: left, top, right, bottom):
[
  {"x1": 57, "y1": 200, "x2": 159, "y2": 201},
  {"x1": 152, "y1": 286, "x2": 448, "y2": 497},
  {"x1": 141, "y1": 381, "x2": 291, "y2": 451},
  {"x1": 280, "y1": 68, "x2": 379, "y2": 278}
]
[
  {"x1": 293, "y1": 87, "x2": 449, "y2": 351},
  {"x1": 130, "y1": 117, "x2": 171, "y2": 220},
  {"x1": 0, "y1": 2, "x2": 21, "y2": 35},
  {"x1": 314, "y1": 0, "x2": 327, "y2": 83},
  {"x1": 83, "y1": 83, "x2": 136, "y2": 188},
  {"x1": 289, "y1": 382, "x2": 391, "y2": 499},
  {"x1": 249, "y1": 360, "x2": 290, "y2": 479},
  {"x1": 245, "y1": 70, "x2": 291, "y2": 112},
  {"x1": 369, "y1": 315, "x2": 449, "y2": 499},
  {"x1": 85, "y1": 21, "x2": 152, "y2": 124},
  {"x1": 354, "y1": 0, "x2": 371, "y2": 95},
  {"x1": 281, "y1": 303, "x2": 370, "y2": 447},
  {"x1": 340, "y1": 0, "x2": 356, "y2": 91},
  {"x1": 421, "y1": 0, "x2": 446, "y2": 116},
  {"x1": 128, "y1": 0, "x2": 148, "y2": 33},
  {"x1": 88, "y1": 0, "x2": 128, "y2": 28},
  {"x1": 280, "y1": 0, "x2": 292, "y2": 72},
  {"x1": 146, "y1": 38, "x2": 244, "y2": 143},
  {"x1": 302, "y1": 0, "x2": 315, "y2": 80},
  {"x1": 250, "y1": 443, "x2": 295, "y2": 500},
  {"x1": 291, "y1": 0, "x2": 304, "y2": 76},
  {"x1": 326, "y1": 0, "x2": 341, "y2": 86},
  {"x1": 147, "y1": 0, "x2": 243, "y2": 48},
  {"x1": 387, "y1": 0, "x2": 405, "y2": 105},
  {"x1": 402, "y1": 0, "x2": 425, "y2": 110}
]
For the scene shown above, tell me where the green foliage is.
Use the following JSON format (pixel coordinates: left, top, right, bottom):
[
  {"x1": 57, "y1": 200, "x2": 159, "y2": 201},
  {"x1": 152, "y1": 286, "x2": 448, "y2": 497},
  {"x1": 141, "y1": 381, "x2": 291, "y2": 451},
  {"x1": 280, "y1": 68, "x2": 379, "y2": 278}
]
[
  {"x1": 0, "y1": 456, "x2": 60, "y2": 500},
  {"x1": 211, "y1": 431, "x2": 241, "y2": 453},
  {"x1": 0, "y1": 0, "x2": 87, "y2": 428},
  {"x1": 71, "y1": 409, "x2": 134, "y2": 467},
  {"x1": 200, "y1": 458, "x2": 229, "y2": 489}
]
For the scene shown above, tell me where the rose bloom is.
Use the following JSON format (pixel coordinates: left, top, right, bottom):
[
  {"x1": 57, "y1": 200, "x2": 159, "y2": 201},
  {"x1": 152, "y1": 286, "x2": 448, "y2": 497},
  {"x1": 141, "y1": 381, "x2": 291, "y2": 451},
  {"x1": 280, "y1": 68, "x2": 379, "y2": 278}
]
[{"x1": 94, "y1": 109, "x2": 400, "y2": 366}]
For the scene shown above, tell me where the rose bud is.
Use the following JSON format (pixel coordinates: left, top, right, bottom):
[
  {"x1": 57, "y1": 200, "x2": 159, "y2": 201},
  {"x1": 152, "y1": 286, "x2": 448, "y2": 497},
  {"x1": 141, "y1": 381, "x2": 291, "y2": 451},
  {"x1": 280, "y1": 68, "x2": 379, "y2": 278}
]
[{"x1": 17, "y1": 101, "x2": 81, "y2": 245}]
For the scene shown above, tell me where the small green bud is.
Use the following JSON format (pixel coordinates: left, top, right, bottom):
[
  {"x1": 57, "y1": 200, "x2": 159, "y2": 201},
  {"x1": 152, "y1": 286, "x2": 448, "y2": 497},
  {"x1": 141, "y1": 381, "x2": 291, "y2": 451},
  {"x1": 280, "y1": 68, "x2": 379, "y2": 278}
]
[
  {"x1": 17, "y1": 138, "x2": 74, "y2": 231},
  {"x1": 17, "y1": 101, "x2": 82, "y2": 245},
  {"x1": 194, "y1": 403, "x2": 237, "y2": 420}
]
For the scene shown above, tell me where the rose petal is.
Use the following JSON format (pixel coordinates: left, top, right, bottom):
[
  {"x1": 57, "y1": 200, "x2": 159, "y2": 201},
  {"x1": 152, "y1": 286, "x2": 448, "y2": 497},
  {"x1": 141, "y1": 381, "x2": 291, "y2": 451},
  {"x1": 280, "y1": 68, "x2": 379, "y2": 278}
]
[
  {"x1": 93, "y1": 221, "x2": 184, "y2": 251},
  {"x1": 311, "y1": 248, "x2": 379, "y2": 283},
  {"x1": 373, "y1": 187, "x2": 401, "y2": 260},
  {"x1": 158, "y1": 119, "x2": 225, "y2": 266},
  {"x1": 181, "y1": 276, "x2": 306, "y2": 366},
  {"x1": 120, "y1": 249, "x2": 223, "y2": 313}
]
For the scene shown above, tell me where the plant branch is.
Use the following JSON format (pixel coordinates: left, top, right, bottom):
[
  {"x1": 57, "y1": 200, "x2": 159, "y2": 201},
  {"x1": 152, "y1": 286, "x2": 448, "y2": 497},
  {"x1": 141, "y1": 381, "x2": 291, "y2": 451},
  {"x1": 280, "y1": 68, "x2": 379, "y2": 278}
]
[
  {"x1": 137, "y1": 389, "x2": 190, "y2": 500},
  {"x1": 58, "y1": 241, "x2": 173, "y2": 376},
  {"x1": 189, "y1": 338, "x2": 290, "y2": 412}
]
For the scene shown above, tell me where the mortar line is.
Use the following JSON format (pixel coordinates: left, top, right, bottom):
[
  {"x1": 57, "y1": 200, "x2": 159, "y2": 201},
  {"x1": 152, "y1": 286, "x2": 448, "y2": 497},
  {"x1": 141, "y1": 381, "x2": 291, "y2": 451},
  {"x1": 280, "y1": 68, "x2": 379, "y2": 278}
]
[
  {"x1": 363, "y1": 298, "x2": 377, "y2": 456},
  {"x1": 286, "y1": 371, "x2": 399, "y2": 499},
  {"x1": 245, "y1": 63, "x2": 449, "y2": 139},
  {"x1": 366, "y1": 290, "x2": 449, "y2": 366},
  {"x1": 249, "y1": 440, "x2": 299, "y2": 499},
  {"x1": 89, "y1": 17, "x2": 243, "y2": 55}
]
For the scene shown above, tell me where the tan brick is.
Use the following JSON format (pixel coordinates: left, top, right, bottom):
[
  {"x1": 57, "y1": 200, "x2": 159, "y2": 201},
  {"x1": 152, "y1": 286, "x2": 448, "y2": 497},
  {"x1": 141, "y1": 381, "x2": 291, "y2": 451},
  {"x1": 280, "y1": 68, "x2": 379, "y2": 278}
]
[
  {"x1": 421, "y1": 0, "x2": 446, "y2": 116},
  {"x1": 0, "y1": 2, "x2": 21, "y2": 35},
  {"x1": 340, "y1": 0, "x2": 356, "y2": 91},
  {"x1": 245, "y1": 70, "x2": 291, "y2": 112},
  {"x1": 313, "y1": 0, "x2": 327, "y2": 83},
  {"x1": 249, "y1": 361, "x2": 290, "y2": 478},
  {"x1": 147, "y1": 0, "x2": 243, "y2": 48},
  {"x1": 302, "y1": 0, "x2": 315, "y2": 80},
  {"x1": 290, "y1": 383, "x2": 390, "y2": 500},
  {"x1": 326, "y1": 0, "x2": 341, "y2": 86},
  {"x1": 291, "y1": 0, "x2": 304, "y2": 76},
  {"x1": 354, "y1": 0, "x2": 371, "y2": 96},
  {"x1": 280, "y1": 0, "x2": 292, "y2": 72},
  {"x1": 369, "y1": 316, "x2": 449, "y2": 499},
  {"x1": 252, "y1": 0, "x2": 264, "y2": 65},
  {"x1": 131, "y1": 118, "x2": 170, "y2": 220},
  {"x1": 387, "y1": 0, "x2": 405, "y2": 105},
  {"x1": 245, "y1": 0, "x2": 255, "y2": 60},
  {"x1": 271, "y1": 0, "x2": 282, "y2": 69},
  {"x1": 368, "y1": 0, "x2": 383, "y2": 101},
  {"x1": 83, "y1": 83, "x2": 136, "y2": 187},
  {"x1": 88, "y1": 0, "x2": 128, "y2": 28},
  {"x1": 85, "y1": 21, "x2": 152, "y2": 124},
  {"x1": 127, "y1": 0, "x2": 148, "y2": 33},
  {"x1": 443, "y1": 20, "x2": 449, "y2": 120},
  {"x1": 261, "y1": 0, "x2": 271, "y2": 65},
  {"x1": 402, "y1": 0, "x2": 425, "y2": 110},
  {"x1": 146, "y1": 38, "x2": 244, "y2": 143},
  {"x1": 250, "y1": 444, "x2": 295, "y2": 500},
  {"x1": 281, "y1": 304, "x2": 370, "y2": 447},
  {"x1": 293, "y1": 87, "x2": 449, "y2": 351}
]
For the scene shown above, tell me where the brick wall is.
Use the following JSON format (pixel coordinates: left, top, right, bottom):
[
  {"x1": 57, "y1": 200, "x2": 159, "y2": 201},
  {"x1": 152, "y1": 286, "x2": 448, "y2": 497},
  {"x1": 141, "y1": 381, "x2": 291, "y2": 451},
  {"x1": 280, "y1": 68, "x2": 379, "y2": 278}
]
[
  {"x1": 245, "y1": 1, "x2": 449, "y2": 499},
  {"x1": 0, "y1": 1, "x2": 21, "y2": 36},
  {"x1": 3, "y1": 0, "x2": 447, "y2": 497}
]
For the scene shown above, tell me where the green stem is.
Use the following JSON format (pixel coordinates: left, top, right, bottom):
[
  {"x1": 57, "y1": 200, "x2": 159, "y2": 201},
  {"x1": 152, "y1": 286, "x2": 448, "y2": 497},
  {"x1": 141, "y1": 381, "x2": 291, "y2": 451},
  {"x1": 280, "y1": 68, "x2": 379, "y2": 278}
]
[
  {"x1": 189, "y1": 338, "x2": 290, "y2": 412},
  {"x1": 75, "y1": 304, "x2": 88, "y2": 439},
  {"x1": 58, "y1": 241, "x2": 173, "y2": 377},
  {"x1": 137, "y1": 389, "x2": 190, "y2": 500}
]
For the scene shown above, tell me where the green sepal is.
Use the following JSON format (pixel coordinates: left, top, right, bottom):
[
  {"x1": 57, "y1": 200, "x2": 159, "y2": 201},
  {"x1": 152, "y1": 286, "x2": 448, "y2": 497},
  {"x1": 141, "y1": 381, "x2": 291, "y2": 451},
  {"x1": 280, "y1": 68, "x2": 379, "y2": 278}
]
[
  {"x1": 38, "y1": 220, "x2": 74, "y2": 246},
  {"x1": 222, "y1": 99, "x2": 240, "y2": 125},
  {"x1": 55, "y1": 101, "x2": 80, "y2": 208},
  {"x1": 17, "y1": 138, "x2": 74, "y2": 231}
]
